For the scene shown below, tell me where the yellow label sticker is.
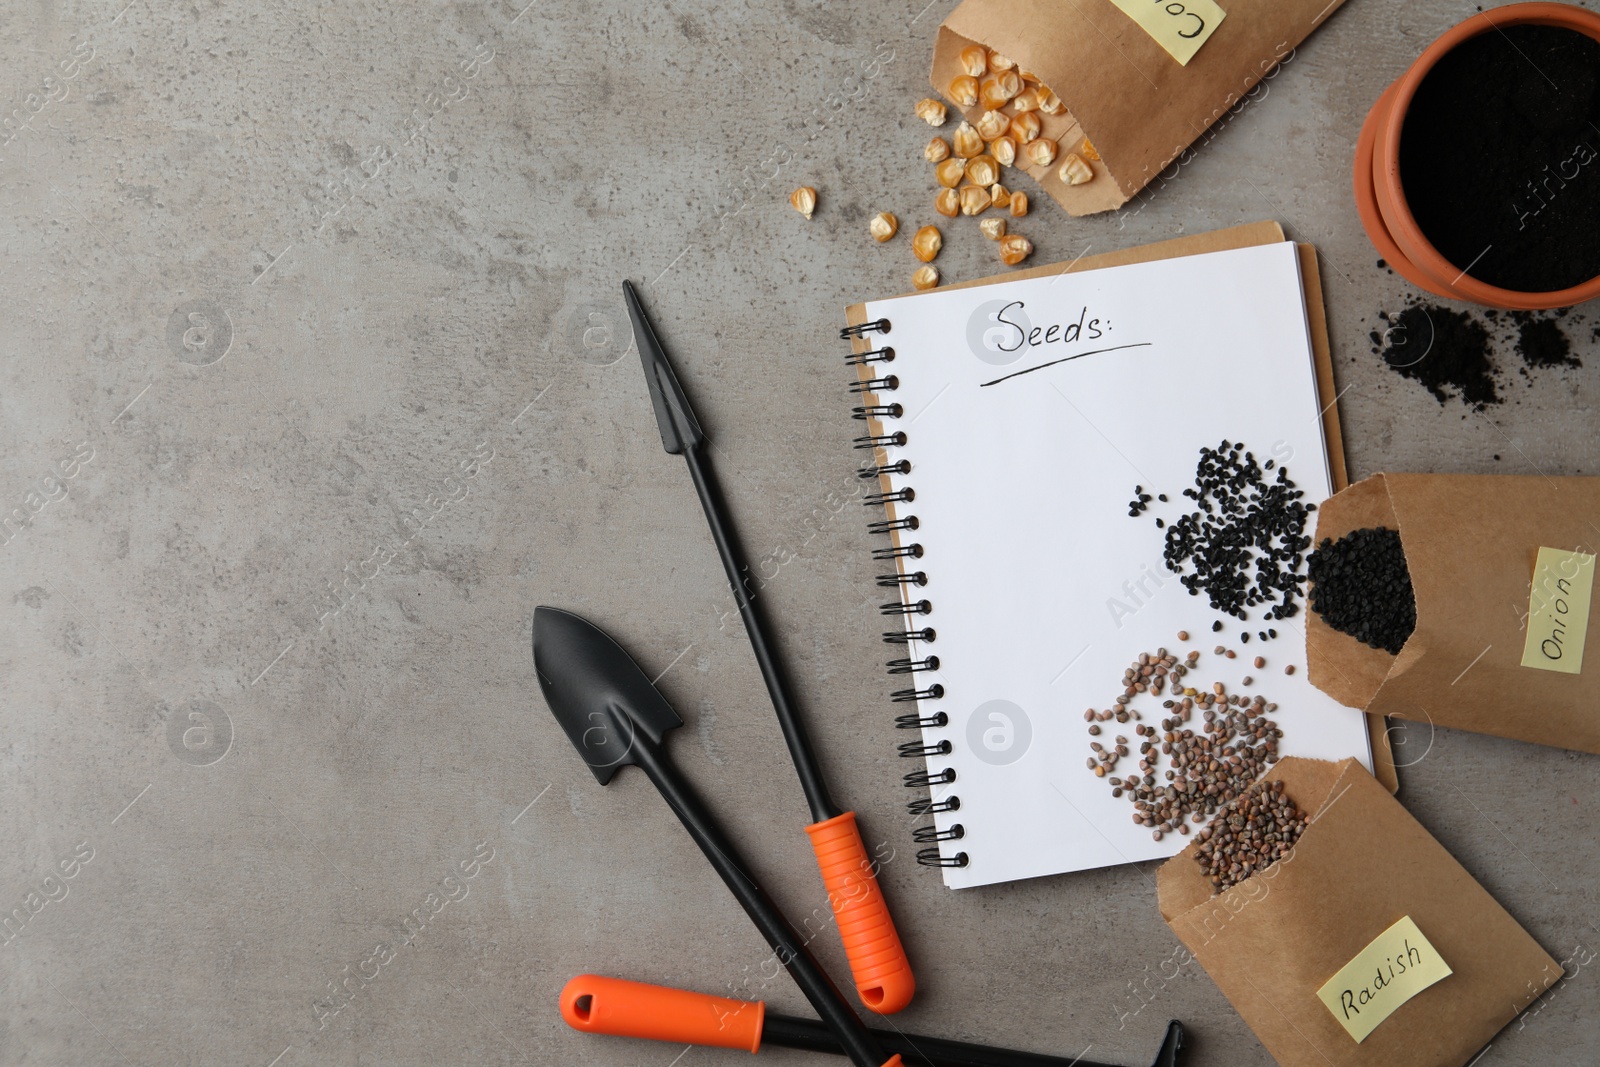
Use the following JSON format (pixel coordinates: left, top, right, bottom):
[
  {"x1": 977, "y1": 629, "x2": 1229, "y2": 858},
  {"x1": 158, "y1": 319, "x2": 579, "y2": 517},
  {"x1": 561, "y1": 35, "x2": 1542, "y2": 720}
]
[
  {"x1": 1316, "y1": 916, "x2": 1452, "y2": 1043},
  {"x1": 1106, "y1": 0, "x2": 1227, "y2": 66},
  {"x1": 1521, "y1": 547, "x2": 1595, "y2": 675}
]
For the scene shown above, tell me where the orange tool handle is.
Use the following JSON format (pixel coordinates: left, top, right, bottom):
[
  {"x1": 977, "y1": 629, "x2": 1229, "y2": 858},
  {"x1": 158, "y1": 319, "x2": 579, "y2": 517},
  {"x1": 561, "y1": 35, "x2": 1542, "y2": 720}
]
[
  {"x1": 805, "y1": 811, "x2": 915, "y2": 1014},
  {"x1": 560, "y1": 974, "x2": 902, "y2": 1067},
  {"x1": 559, "y1": 974, "x2": 765, "y2": 1052}
]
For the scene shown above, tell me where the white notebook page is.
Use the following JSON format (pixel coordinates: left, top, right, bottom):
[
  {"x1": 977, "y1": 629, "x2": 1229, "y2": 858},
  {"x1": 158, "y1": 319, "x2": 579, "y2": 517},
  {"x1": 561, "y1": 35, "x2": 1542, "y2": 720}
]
[{"x1": 859, "y1": 241, "x2": 1372, "y2": 890}]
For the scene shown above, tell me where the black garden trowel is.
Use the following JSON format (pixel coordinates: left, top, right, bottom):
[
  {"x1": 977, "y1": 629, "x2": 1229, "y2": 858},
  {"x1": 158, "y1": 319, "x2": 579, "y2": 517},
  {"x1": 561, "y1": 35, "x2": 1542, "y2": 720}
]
[
  {"x1": 534, "y1": 605, "x2": 1189, "y2": 1067},
  {"x1": 532, "y1": 605, "x2": 904, "y2": 1067}
]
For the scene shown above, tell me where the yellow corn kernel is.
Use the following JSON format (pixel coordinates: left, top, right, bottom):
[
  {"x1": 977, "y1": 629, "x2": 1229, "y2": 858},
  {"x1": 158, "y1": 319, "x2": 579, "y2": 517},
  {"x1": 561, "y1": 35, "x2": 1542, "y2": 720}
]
[
  {"x1": 912, "y1": 264, "x2": 941, "y2": 290},
  {"x1": 915, "y1": 97, "x2": 948, "y2": 126},
  {"x1": 959, "y1": 44, "x2": 989, "y2": 78},
  {"x1": 990, "y1": 135, "x2": 1017, "y2": 167},
  {"x1": 959, "y1": 184, "x2": 991, "y2": 216},
  {"x1": 935, "y1": 157, "x2": 966, "y2": 188},
  {"x1": 1010, "y1": 190, "x2": 1030, "y2": 217},
  {"x1": 948, "y1": 75, "x2": 979, "y2": 109},
  {"x1": 989, "y1": 183, "x2": 1011, "y2": 209},
  {"x1": 869, "y1": 212, "x2": 898, "y2": 243},
  {"x1": 1009, "y1": 111, "x2": 1042, "y2": 145},
  {"x1": 980, "y1": 217, "x2": 1007, "y2": 241},
  {"x1": 789, "y1": 186, "x2": 816, "y2": 219},
  {"x1": 965, "y1": 154, "x2": 1000, "y2": 188},
  {"x1": 935, "y1": 187, "x2": 960, "y2": 217},
  {"x1": 979, "y1": 71, "x2": 1021, "y2": 110},
  {"x1": 952, "y1": 121, "x2": 984, "y2": 158},
  {"x1": 988, "y1": 50, "x2": 1016, "y2": 71},
  {"x1": 925, "y1": 136, "x2": 951, "y2": 163},
  {"x1": 1081, "y1": 137, "x2": 1101, "y2": 162},
  {"x1": 975, "y1": 109, "x2": 1010, "y2": 141},
  {"x1": 999, "y1": 233, "x2": 1033, "y2": 266},
  {"x1": 1011, "y1": 88, "x2": 1040, "y2": 113},
  {"x1": 913, "y1": 225, "x2": 943, "y2": 262},
  {"x1": 1038, "y1": 87, "x2": 1066, "y2": 115},
  {"x1": 1026, "y1": 138, "x2": 1058, "y2": 168},
  {"x1": 1058, "y1": 153, "x2": 1094, "y2": 186}
]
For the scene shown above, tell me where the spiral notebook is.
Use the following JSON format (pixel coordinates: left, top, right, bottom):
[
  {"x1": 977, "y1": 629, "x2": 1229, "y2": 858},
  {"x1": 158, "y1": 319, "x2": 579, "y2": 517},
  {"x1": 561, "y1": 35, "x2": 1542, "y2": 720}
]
[{"x1": 841, "y1": 223, "x2": 1378, "y2": 890}]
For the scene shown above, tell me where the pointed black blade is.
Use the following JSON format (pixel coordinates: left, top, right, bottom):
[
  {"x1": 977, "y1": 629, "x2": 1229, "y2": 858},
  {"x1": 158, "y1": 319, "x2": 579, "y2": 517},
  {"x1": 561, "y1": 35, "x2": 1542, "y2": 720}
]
[
  {"x1": 532, "y1": 606, "x2": 684, "y2": 784},
  {"x1": 623, "y1": 280, "x2": 705, "y2": 455}
]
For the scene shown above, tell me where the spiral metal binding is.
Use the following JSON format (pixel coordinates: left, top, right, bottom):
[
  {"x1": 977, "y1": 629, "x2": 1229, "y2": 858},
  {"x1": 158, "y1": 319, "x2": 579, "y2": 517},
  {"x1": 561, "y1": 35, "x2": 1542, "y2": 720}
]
[
  {"x1": 913, "y1": 823, "x2": 964, "y2": 843},
  {"x1": 849, "y1": 375, "x2": 898, "y2": 395},
  {"x1": 855, "y1": 432, "x2": 906, "y2": 451},
  {"x1": 917, "y1": 847, "x2": 970, "y2": 868},
  {"x1": 903, "y1": 767, "x2": 955, "y2": 788},
  {"x1": 840, "y1": 318, "x2": 890, "y2": 339},
  {"x1": 845, "y1": 346, "x2": 895, "y2": 367},
  {"x1": 863, "y1": 488, "x2": 913, "y2": 507},
  {"x1": 852, "y1": 405, "x2": 903, "y2": 422},
  {"x1": 847, "y1": 313, "x2": 964, "y2": 871},
  {"x1": 859, "y1": 460, "x2": 910, "y2": 479}
]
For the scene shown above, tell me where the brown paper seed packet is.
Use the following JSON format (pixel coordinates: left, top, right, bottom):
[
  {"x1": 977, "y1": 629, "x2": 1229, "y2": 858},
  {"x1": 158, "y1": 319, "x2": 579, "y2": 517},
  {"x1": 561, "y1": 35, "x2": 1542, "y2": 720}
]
[
  {"x1": 932, "y1": 0, "x2": 1349, "y2": 216},
  {"x1": 1307, "y1": 473, "x2": 1600, "y2": 754},
  {"x1": 1158, "y1": 757, "x2": 1558, "y2": 1067}
]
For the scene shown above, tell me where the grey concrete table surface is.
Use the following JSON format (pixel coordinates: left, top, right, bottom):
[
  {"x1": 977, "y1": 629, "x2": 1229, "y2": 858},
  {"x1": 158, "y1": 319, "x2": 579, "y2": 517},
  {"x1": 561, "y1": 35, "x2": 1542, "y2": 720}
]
[{"x1": 2, "y1": 0, "x2": 1597, "y2": 1064}]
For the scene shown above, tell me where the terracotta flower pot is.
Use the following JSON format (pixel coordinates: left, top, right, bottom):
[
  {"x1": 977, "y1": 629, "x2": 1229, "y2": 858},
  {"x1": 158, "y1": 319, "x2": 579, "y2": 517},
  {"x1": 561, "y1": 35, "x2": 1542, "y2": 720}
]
[{"x1": 1353, "y1": 2, "x2": 1600, "y2": 310}]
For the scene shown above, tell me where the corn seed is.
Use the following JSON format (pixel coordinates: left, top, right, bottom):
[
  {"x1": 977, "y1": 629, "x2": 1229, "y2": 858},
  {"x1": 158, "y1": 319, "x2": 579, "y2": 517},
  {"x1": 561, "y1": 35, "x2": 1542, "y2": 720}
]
[
  {"x1": 915, "y1": 98, "x2": 947, "y2": 126},
  {"x1": 789, "y1": 186, "x2": 817, "y2": 219},
  {"x1": 975, "y1": 109, "x2": 1010, "y2": 141},
  {"x1": 965, "y1": 154, "x2": 999, "y2": 187},
  {"x1": 912, "y1": 225, "x2": 943, "y2": 262},
  {"x1": 1008, "y1": 111, "x2": 1041, "y2": 144},
  {"x1": 952, "y1": 121, "x2": 984, "y2": 158},
  {"x1": 959, "y1": 44, "x2": 988, "y2": 77},
  {"x1": 999, "y1": 233, "x2": 1033, "y2": 265},
  {"x1": 1058, "y1": 153, "x2": 1093, "y2": 186}
]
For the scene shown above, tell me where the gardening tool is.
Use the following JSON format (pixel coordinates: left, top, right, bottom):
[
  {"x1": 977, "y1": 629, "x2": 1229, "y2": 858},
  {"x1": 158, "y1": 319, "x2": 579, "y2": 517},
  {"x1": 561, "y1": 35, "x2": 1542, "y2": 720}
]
[
  {"x1": 623, "y1": 279, "x2": 915, "y2": 1014},
  {"x1": 560, "y1": 973, "x2": 1189, "y2": 1067},
  {"x1": 532, "y1": 606, "x2": 902, "y2": 1067}
]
